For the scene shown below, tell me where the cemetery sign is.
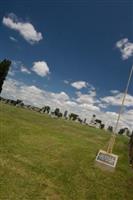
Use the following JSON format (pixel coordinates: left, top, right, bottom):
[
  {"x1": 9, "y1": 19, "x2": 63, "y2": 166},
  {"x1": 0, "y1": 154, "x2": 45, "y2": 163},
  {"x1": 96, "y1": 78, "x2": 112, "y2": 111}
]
[{"x1": 95, "y1": 150, "x2": 118, "y2": 170}]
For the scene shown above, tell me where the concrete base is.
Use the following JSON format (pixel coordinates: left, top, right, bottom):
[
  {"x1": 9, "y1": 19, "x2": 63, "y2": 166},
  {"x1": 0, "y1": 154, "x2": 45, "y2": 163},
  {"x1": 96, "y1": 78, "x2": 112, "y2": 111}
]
[{"x1": 95, "y1": 160, "x2": 115, "y2": 172}]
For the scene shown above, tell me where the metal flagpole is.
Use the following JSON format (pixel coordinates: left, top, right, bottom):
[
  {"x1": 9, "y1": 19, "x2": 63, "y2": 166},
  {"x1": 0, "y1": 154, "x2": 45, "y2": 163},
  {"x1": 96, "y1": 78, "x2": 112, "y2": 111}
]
[{"x1": 107, "y1": 65, "x2": 133, "y2": 154}]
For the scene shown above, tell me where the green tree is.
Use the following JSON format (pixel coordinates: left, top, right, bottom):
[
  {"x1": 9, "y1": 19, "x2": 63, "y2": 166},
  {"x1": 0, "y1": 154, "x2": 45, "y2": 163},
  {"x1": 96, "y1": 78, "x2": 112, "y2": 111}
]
[
  {"x1": 69, "y1": 113, "x2": 79, "y2": 121},
  {"x1": 64, "y1": 110, "x2": 68, "y2": 118},
  {"x1": 0, "y1": 59, "x2": 11, "y2": 94},
  {"x1": 46, "y1": 106, "x2": 50, "y2": 114},
  {"x1": 54, "y1": 108, "x2": 60, "y2": 116}
]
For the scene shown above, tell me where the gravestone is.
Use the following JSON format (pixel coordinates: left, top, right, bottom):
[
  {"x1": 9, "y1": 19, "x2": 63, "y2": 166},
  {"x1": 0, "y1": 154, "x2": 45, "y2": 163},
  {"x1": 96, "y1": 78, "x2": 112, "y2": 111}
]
[{"x1": 95, "y1": 150, "x2": 118, "y2": 172}]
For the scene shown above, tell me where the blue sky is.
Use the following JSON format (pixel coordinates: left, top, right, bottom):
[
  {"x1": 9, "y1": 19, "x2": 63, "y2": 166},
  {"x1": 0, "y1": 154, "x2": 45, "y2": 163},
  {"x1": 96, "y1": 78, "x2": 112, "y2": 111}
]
[{"x1": 0, "y1": 0, "x2": 133, "y2": 129}]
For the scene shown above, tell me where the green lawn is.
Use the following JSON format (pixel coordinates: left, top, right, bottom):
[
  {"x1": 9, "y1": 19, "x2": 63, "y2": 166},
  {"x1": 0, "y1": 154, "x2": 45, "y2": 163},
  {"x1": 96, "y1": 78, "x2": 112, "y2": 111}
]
[{"x1": 0, "y1": 102, "x2": 133, "y2": 200}]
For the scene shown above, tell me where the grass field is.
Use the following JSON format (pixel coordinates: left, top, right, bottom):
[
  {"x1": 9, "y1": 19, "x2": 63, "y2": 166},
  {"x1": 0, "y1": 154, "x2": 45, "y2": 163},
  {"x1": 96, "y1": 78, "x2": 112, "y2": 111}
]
[{"x1": 0, "y1": 102, "x2": 133, "y2": 200}]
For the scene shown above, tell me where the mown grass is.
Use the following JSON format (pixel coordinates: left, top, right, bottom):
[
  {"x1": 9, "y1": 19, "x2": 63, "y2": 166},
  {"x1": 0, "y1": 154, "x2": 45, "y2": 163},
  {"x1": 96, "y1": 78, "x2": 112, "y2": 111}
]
[{"x1": 0, "y1": 102, "x2": 133, "y2": 200}]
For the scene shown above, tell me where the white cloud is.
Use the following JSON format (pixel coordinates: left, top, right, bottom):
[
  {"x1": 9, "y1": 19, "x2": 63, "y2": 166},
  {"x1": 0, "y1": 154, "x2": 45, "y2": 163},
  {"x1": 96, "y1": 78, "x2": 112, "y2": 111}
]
[
  {"x1": 7, "y1": 60, "x2": 49, "y2": 78},
  {"x1": 110, "y1": 90, "x2": 119, "y2": 94},
  {"x1": 116, "y1": 38, "x2": 133, "y2": 60},
  {"x1": 74, "y1": 91, "x2": 100, "y2": 113},
  {"x1": 51, "y1": 91, "x2": 69, "y2": 101},
  {"x1": 65, "y1": 101, "x2": 77, "y2": 107},
  {"x1": 76, "y1": 90, "x2": 99, "y2": 104},
  {"x1": 20, "y1": 65, "x2": 31, "y2": 74},
  {"x1": 8, "y1": 71, "x2": 15, "y2": 77},
  {"x1": 71, "y1": 81, "x2": 88, "y2": 89},
  {"x1": 76, "y1": 93, "x2": 95, "y2": 105},
  {"x1": 9, "y1": 36, "x2": 17, "y2": 42},
  {"x1": 79, "y1": 103, "x2": 100, "y2": 112},
  {"x1": 32, "y1": 61, "x2": 50, "y2": 77},
  {"x1": 3, "y1": 13, "x2": 43, "y2": 44},
  {"x1": 88, "y1": 90, "x2": 97, "y2": 97},
  {"x1": 11, "y1": 60, "x2": 22, "y2": 68},
  {"x1": 98, "y1": 103, "x2": 108, "y2": 109},
  {"x1": 7, "y1": 60, "x2": 20, "y2": 77},
  {"x1": 64, "y1": 80, "x2": 69, "y2": 84},
  {"x1": 1, "y1": 78, "x2": 68, "y2": 108},
  {"x1": 7, "y1": 60, "x2": 31, "y2": 76},
  {"x1": 101, "y1": 92, "x2": 133, "y2": 107}
]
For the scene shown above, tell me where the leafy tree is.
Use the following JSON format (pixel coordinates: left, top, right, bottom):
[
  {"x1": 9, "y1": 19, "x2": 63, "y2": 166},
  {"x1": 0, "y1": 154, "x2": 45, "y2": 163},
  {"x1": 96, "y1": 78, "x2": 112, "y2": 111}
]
[
  {"x1": 54, "y1": 108, "x2": 60, "y2": 116},
  {"x1": 69, "y1": 113, "x2": 79, "y2": 121},
  {"x1": 118, "y1": 128, "x2": 124, "y2": 135},
  {"x1": 42, "y1": 106, "x2": 50, "y2": 114},
  {"x1": 100, "y1": 124, "x2": 105, "y2": 129},
  {"x1": 64, "y1": 110, "x2": 68, "y2": 118},
  {"x1": 58, "y1": 112, "x2": 63, "y2": 118},
  {"x1": 83, "y1": 118, "x2": 87, "y2": 124},
  {"x1": 78, "y1": 118, "x2": 83, "y2": 124},
  {"x1": 46, "y1": 106, "x2": 50, "y2": 114},
  {"x1": 16, "y1": 99, "x2": 23, "y2": 105},
  {"x1": 0, "y1": 59, "x2": 11, "y2": 94},
  {"x1": 107, "y1": 126, "x2": 113, "y2": 132},
  {"x1": 95, "y1": 119, "x2": 102, "y2": 124},
  {"x1": 118, "y1": 127, "x2": 129, "y2": 135}
]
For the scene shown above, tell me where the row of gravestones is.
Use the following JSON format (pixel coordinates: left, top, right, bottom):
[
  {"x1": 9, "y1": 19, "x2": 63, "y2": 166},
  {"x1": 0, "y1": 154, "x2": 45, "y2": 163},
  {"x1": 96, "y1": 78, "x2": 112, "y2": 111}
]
[{"x1": 0, "y1": 96, "x2": 131, "y2": 135}]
